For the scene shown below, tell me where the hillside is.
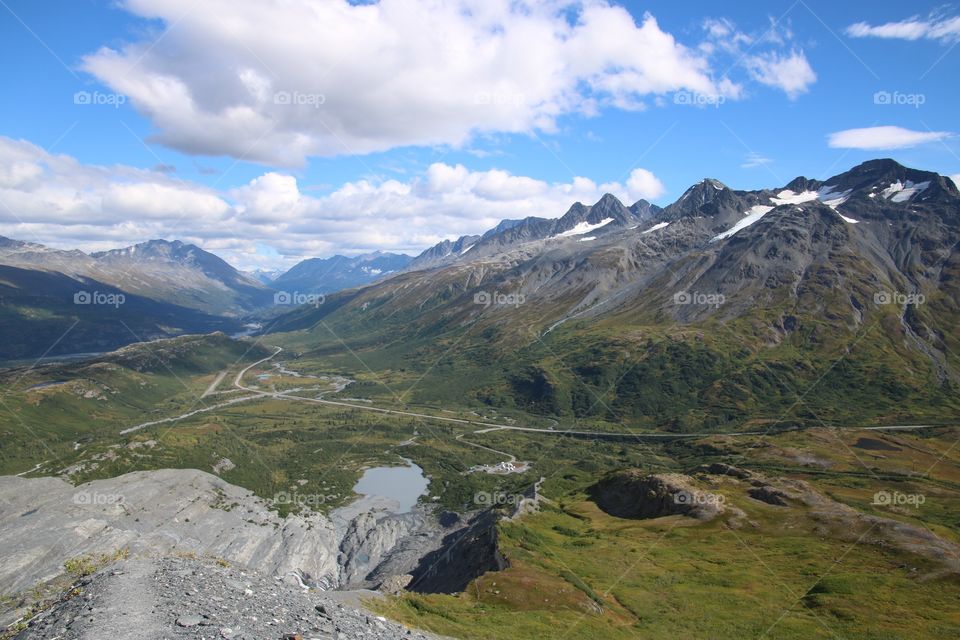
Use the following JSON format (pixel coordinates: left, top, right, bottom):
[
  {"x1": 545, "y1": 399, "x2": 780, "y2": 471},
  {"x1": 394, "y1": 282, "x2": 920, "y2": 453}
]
[{"x1": 265, "y1": 159, "x2": 960, "y2": 432}]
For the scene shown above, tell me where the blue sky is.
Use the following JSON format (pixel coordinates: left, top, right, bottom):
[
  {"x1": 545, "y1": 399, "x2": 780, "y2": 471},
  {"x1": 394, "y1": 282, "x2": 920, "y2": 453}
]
[{"x1": 0, "y1": 0, "x2": 958, "y2": 269}]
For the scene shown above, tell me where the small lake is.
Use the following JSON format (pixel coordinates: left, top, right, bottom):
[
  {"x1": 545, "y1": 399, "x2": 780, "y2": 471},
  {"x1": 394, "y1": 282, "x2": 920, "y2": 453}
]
[{"x1": 352, "y1": 460, "x2": 429, "y2": 514}]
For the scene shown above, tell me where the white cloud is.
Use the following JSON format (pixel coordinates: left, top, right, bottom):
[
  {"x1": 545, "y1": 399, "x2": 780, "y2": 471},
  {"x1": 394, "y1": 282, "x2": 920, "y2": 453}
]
[
  {"x1": 741, "y1": 152, "x2": 772, "y2": 168},
  {"x1": 701, "y1": 17, "x2": 816, "y2": 99},
  {"x1": 745, "y1": 50, "x2": 817, "y2": 99},
  {"x1": 625, "y1": 168, "x2": 666, "y2": 200},
  {"x1": 82, "y1": 0, "x2": 740, "y2": 166},
  {"x1": 951, "y1": 174, "x2": 960, "y2": 189},
  {"x1": 847, "y1": 15, "x2": 960, "y2": 43},
  {"x1": 827, "y1": 126, "x2": 952, "y2": 150},
  {"x1": 0, "y1": 135, "x2": 666, "y2": 270},
  {"x1": 0, "y1": 137, "x2": 230, "y2": 226}
]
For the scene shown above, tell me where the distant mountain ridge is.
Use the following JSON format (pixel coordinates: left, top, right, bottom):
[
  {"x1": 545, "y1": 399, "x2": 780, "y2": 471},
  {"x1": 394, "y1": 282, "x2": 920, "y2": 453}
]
[
  {"x1": 407, "y1": 193, "x2": 660, "y2": 270},
  {"x1": 273, "y1": 252, "x2": 413, "y2": 295},
  {"x1": 0, "y1": 238, "x2": 272, "y2": 316}
]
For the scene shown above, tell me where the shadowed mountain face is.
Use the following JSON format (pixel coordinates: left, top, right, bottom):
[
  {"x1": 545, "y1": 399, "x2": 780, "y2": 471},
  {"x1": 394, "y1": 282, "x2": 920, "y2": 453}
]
[
  {"x1": 0, "y1": 238, "x2": 269, "y2": 360},
  {"x1": 0, "y1": 264, "x2": 243, "y2": 361},
  {"x1": 269, "y1": 159, "x2": 960, "y2": 431},
  {"x1": 1, "y1": 238, "x2": 273, "y2": 317}
]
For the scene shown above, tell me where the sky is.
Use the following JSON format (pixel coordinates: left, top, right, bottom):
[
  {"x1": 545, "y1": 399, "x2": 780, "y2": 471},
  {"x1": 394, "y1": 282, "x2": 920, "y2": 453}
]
[{"x1": 0, "y1": 0, "x2": 958, "y2": 271}]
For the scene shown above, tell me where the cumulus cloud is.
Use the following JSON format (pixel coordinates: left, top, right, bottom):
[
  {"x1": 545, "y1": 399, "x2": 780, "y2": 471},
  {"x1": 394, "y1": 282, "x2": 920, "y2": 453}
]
[
  {"x1": 81, "y1": 0, "x2": 739, "y2": 166},
  {"x1": 745, "y1": 50, "x2": 817, "y2": 99},
  {"x1": 847, "y1": 14, "x2": 960, "y2": 43},
  {"x1": 0, "y1": 137, "x2": 230, "y2": 227},
  {"x1": 701, "y1": 17, "x2": 816, "y2": 98},
  {"x1": 625, "y1": 168, "x2": 666, "y2": 199},
  {"x1": 951, "y1": 174, "x2": 960, "y2": 189},
  {"x1": 827, "y1": 126, "x2": 952, "y2": 150},
  {"x1": 0, "y1": 135, "x2": 665, "y2": 270}
]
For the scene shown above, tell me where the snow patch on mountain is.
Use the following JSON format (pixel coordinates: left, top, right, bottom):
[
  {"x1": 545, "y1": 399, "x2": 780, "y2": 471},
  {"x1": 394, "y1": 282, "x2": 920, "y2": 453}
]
[
  {"x1": 769, "y1": 186, "x2": 851, "y2": 210},
  {"x1": 816, "y1": 185, "x2": 852, "y2": 209},
  {"x1": 770, "y1": 189, "x2": 819, "y2": 206},
  {"x1": 882, "y1": 180, "x2": 930, "y2": 203},
  {"x1": 641, "y1": 221, "x2": 671, "y2": 234},
  {"x1": 556, "y1": 217, "x2": 614, "y2": 238},
  {"x1": 711, "y1": 205, "x2": 774, "y2": 242}
]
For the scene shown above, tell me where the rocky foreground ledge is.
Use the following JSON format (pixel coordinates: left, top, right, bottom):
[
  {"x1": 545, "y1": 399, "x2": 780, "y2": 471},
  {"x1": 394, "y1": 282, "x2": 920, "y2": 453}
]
[{"x1": 13, "y1": 554, "x2": 446, "y2": 640}]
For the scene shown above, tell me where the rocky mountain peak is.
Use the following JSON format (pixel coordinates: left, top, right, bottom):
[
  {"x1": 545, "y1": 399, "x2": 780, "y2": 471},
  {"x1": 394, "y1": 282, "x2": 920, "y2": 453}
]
[
  {"x1": 629, "y1": 199, "x2": 660, "y2": 222},
  {"x1": 588, "y1": 193, "x2": 633, "y2": 223},
  {"x1": 659, "y1": 177, "x2": 738, "y2": 222},
  {"x1": 821, "y1": 158, "x2": 955, "y2": 203}
]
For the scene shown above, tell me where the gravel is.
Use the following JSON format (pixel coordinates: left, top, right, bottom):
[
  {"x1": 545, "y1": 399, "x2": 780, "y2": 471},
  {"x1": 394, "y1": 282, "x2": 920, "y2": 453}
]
[{"x1": 14, "y1": 555, "x2": 447, "y2": 640}]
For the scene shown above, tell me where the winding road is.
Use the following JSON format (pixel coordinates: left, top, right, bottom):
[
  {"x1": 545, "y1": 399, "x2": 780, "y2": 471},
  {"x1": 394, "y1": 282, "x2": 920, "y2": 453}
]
[{"x1": 121, "y1": 345, "x2": 946, "y2": 443}]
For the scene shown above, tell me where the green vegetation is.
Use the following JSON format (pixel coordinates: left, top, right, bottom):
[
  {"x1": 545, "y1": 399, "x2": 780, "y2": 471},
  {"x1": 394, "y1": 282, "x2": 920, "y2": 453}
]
[
  {"x1": 373, "y1": 427, "x2": 960, "y2": 640},
  {"x1": 64, "y1": 548, "x2": 130, "y2": 579},
  {"x1": 3, "y1": 329, "x2": 960, "y2": 640}
]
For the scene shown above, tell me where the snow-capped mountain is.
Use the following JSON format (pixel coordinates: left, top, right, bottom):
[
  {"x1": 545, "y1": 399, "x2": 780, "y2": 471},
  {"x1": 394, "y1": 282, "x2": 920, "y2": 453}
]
[{"x1": 270, "y1": 159, "x2": 960, "y2": 391}]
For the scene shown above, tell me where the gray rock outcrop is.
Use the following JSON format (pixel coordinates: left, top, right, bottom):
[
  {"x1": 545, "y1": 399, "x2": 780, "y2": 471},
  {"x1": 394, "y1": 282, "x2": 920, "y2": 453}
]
[
  {"x1": 11, "y1": 555, "x2": 448, "y2": 639},
  {"x1": 0, "y1": 469, "x2": 341, "y2": 597},
  {"x1": 588, "y1": 470, "x2": 726, "y2": 521}
]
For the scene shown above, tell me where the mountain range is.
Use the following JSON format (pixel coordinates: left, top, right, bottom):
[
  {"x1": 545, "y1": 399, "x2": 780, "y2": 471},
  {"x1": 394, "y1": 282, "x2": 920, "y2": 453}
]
[
  {"x1": 267, "y1": 158, "x2": 960, "y2": 431},
  {"x1": 3, "y1": 158, "x2": 960, "y2": 639},
  {"x1": 3, "y1": 158, "x2": 959, "y2": 417},
  {"x1": 0, "y1": 238, "x2": 410, "y2": 359}
]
